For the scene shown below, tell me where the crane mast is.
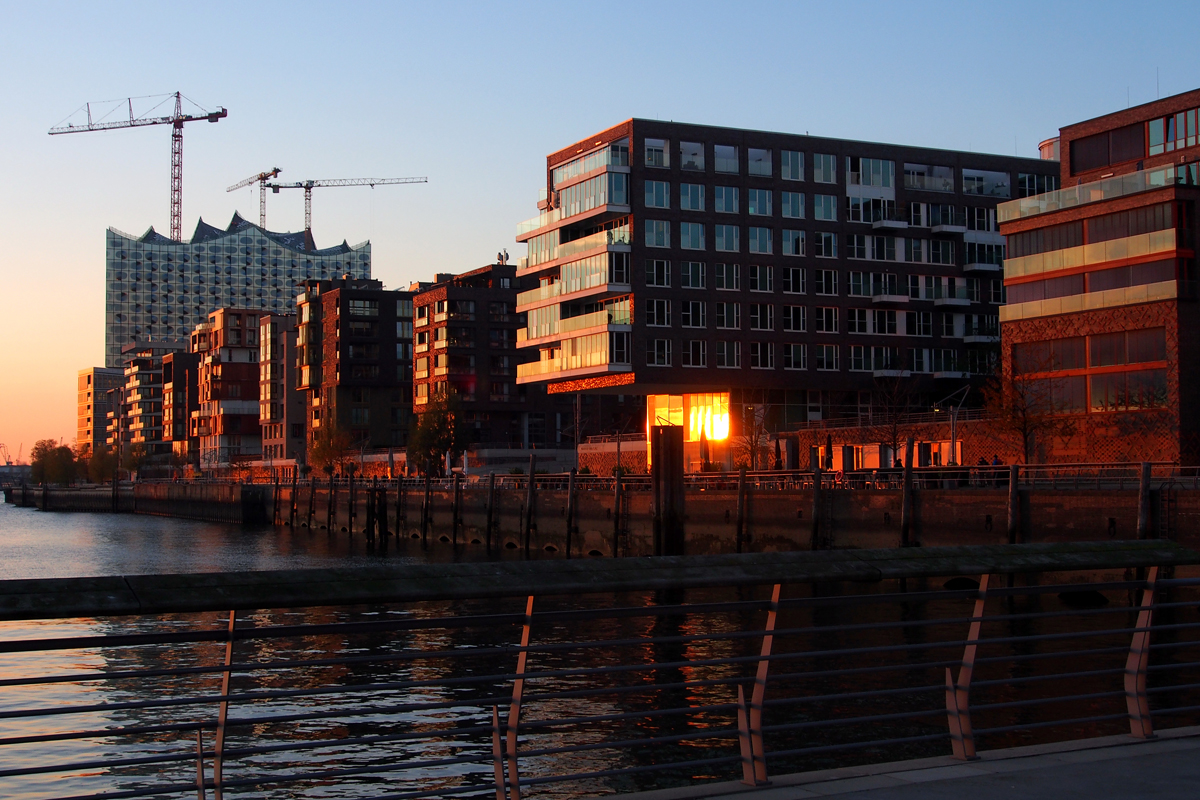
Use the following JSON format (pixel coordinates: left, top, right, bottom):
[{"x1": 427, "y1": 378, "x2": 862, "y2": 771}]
[
  {"x1": 49, "y1": 92, "x2": 228, "y2": 241},
  {"x1": 226, "y1": 168, "x2": 282, "y2": 227}
]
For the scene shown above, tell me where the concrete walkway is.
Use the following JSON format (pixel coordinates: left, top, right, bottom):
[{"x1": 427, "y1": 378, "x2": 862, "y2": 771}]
[{"x1": 611, "y1": 726, "x2": 1200, "y2": 800}]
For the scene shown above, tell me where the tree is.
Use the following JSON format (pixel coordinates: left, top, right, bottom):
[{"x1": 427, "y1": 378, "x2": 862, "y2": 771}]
[
  {"x1": 982, "y1": 353, "x2": 1079, "y2": 464},
  {"x1": 88, "y1": 445, "x2": 118, "y2": 484},
  {"x1": 408, "y1": 394, "x2": 462, "y2": 476},
  {"x1": 731, "y1": 400, "x2": 769, "y2": 471},
  {"x1": 866, "y1": 374, "x2": 923, "y2": 468},
  {"x1": 309, "y1": 422, "x2": 354, "y2": 476},
  {"x1": 30, "y1": 439, "x2": 77, "y2": 485},
  {"x1": 121, "y1": 443, "x2": 148, "y2": 479}
]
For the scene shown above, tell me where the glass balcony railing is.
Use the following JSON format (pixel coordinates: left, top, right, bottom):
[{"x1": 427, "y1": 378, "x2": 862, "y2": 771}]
[
  {"x1": 903, "y1": 174, "x2": 955, "y2": 192},
  {"x1": 516, "y1": 282, "x2": 563, "y2": 308},
  {"x1": 1004, "y1": 229, "x2": 1176, "y2": 281},
  {"x1": 517, "y1": 358, "x2": 565, "y2": 380},
  {"x1": 997, "y1": 166, "x2": 1184, "y2": 223},
  {"x1": 515, "y1": 208, "x2": 563, "y2": 237},
  {"x1": 517, "y1": 304, "x2": 632, "y2": 342},
  {"x1": 555, "y1": 226, "x2": 631, "y2": 263}
]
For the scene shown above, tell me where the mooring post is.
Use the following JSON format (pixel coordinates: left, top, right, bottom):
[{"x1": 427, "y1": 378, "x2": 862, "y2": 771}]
[
  {"x1": 327, "y1": 477, "x2": 336, "y2": 531},
  {"x1": 421, "y1": 468, "x2": 431, "y2": 548},
  {"x1": 348, "y1": 474, "x2": 356, "y2": 535},
  {"x1": 398, "y1": 476, "x2": 406, "y2": 537},
  {"x1": 272, "y1": 478, "x2": 280, "y2": 525},
  {"x1": 612, "y1": 462, "x2": 622, "y2": 558},
  {"x1": 289, "y1": 472, "x2": 297, "y2": 528},
  {"x1": 736, "y1": 467, "x2": 748, "y2": 554},
  {"x1": 452, "y1": 472, "x2": 462, "y2": 548},
  {"x1": 365, "y1": 478, "x2": 376, "y2": 541},
  {"x1": 523, "y1": 454, "x2": 537, "y2": 558},
  {"x1": 41, "y1": 483, "x2": 49, "y2": 513},
  {"x1": 809, "y1": 467, "x2": 822, "y2": 550},
  {"x1": 1137, "y1": 461, "x2": 1153, "y2": 540},
  {"x1": 565, "y1": 468, "x2": 576, "y2": 559},
  {"x1": 111, "y1": 476, "x2": 119, "y2": 513},
  {"x1": 486, "y1": 471, "x2": 496, "y2": 555},
  {"x1": 900, "y1": 435, "x2": 915, "y2": 547},
  {"x1": 1007, "y1": 464, "x2": 1020, "y2": 545},
  {"x1": 306, "y1": 477, "x2": 315, "y2": 528},
  {"x1": 377, "y1": 484, "x2": 389, "y2": 539}
]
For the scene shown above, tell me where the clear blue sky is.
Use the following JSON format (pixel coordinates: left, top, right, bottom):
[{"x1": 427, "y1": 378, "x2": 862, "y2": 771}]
[{"x1": 1, "y1": 0, "x2": 1197, "y2": 455}]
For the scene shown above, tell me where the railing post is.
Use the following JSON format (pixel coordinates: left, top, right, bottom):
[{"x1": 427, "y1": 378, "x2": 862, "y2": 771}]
[
  {"x1": 506, "y1": 596, "x2": 535, "y2": 800},
  {"x1": 1007, "y1": 465, "x2": 1020, "y2": 545},
  {"x1": 1125, "y1": 566, "x2": 1159, "y2": 739},
  {"x1": 452, "y1": 472, "x2": 462, "y2": 548},
  {"x1": 327, "y1": 478, "x2": 336, "y2": 531},
  {"x1": 1137, "y1": 462, "x2": 1152, "y2": 540},
  {"x1": 377, "y1": 484, "x2": 388, "y2": 539},
  {"x1": 565, "y1": 468, "x2": 576, "y2": 559},
  {"x1": 421, "y1": 470, "x2": 431, "y2": 548},
  {"x1": 523, "y1": 456, "x2": 536, "y2": 558},
  {"x1": 809, "y1": 467, "x2": 821, "y2": 550},
  {"x1": 900, "y1": 436, "x2": 914, "y2": 547},
  {"x1": 398, "y1": 476, "x2": 407, "y2": 537},
  {"x1": 612, "y1": 466, "x2": 622, "y2": 558},
  {"x1": 746, "y1": 583, "x2": 780, "y2": 785},
  {"x1": 486, "y1": 472, "x2": 496, "y2": 555},
  {"x1": 213, "y1": 610, "x2": 236, "y2": 800},
  {"x1": 288, "y1": 473, "x2": 297, "y2": 528},
  {"x1": 946, "y1": 574, "x2": 989, "y2": 760}
]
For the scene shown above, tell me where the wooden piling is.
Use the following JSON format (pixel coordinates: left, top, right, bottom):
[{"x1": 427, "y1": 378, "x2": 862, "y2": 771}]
[
  {"x1": 523, "y1": 455, "x2": 536, "y2": 558},
  {"x1": 452, "y1": 472, "x2": 462, "y2": 548},
  {"x1": 421, "y1": 469, "x2": 431, "y2": 548},
  {"x1": 1137, "y1": 461, "x2": 1152, "y2": 540},
  {"x1": 327, "y1": 478, "x2": 336, "y2": 531},
  {"x1": 612, "y1": 467, "x2": 622, "y2": 558},
  {"x1": 1007, "y1": 465, "x2": 1020, "y2": 545},
  {"x1": 900, "y1": 435, "x2": 915, "y2": 547},
  {"x1": 486, "y1": 472, "x2": 496, "y2": 555},
  {"x1": 736, "y1": 467, "x2": 748, "y2": 554},
  {"x1": 809, "y1": 468, "x2": 821, "y2": 551},
  {"x1": 565, "y1": 468, "x2": 576, "y2": 559}
]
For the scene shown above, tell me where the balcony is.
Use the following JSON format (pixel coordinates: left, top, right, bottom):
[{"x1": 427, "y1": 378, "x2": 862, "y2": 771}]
[
  {"x1": 997, "y1": 165, "x2": 1187, "y2": 223},
  {"x1": 515, "y1": 207, "x2": 563, "y2": 238},
  {"x1": 933, "y1": 370, "x2": 967, "y2": 379},
  {"x1": 414, "y1": 369, "x2": 429, "y2": 379},
  {"x1": 871, "y1": 292, "x2": 908, "y2": 304},
  {"x1": 933, "y1": 287, "x2": 972, "y2": 306},
  {"x1": 520, "y1": 226, "x2": 632, "y2": 275},
  {"x1": 872, "y1": 368, "x2": 911, "y2": 378},
  {"x1": 414, "y1": 316, "x2": 428, "y2": 328},
  {"x1": 517, "y1": 305, "x2": 633, "y2": 345},
  {"x1": 1004, "y1": 229, "x2": 1176, "y2": 281},
  {"x1": 415, "y1": 342, "x2": 429, "y2": 354},
  {"x1": 964, "y1": 329, "x2": 1000, "y2": 343},
  {"x1": 963, "y1": 261, "x2": 1002, "y2": 273},
  {"x1": 870, "y1": 210, "x2": 909, "y2": 230},
  {"x1": 434, "y1": 366, "x2": 448, "y2": 376},
  {"x1": 931, "y1": 219, "x2": 967, "y2": 234},
  {"x1": 903, "y1": 174, "x2": 955, "y2": 193}
]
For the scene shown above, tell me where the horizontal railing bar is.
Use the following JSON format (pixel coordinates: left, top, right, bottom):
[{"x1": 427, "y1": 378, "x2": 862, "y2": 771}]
[
  {"x1": 765, "y1": 731, "x2": 948, "y2": 759},
  {"x1": 767, "y1": 657, "x2": 965, "y2": 684},
  {"x1": 516, "y1": 726, "x2": 741, "y2": 759},
  {"x1": 520, "y1": 702, "x2": 740, "y2": 731},
  {"x1": 762, "y1": 705, "x2": 947, "y2": 733},
  {"x1": 514, "y1": 755, "x2": 745, "y2": 789},
  {"x1": 762, "y1": 683, "x2": 944, "y2": 708},
  {"x1": 1148, "y1": 660, "x2": 1200, "y2": 671},
  {"x1": 1146, "y1": 681, "x2": 1200, "y2": 694},
  {"x1": 970, "y1": 689, "x2": 1126, "y2": 713},
  {"x1": 0, "y1": 719, "x2": 213, "y2": 747},
  {"x1": 971, "y1": 667, "x2": 1125, "y2": 688},
  {"x1": 0, "y1": 745, "x2": 204, "y2": 779},
  {"x1": 974, "y1": 712, "x2": 1130, "y2": 736}
]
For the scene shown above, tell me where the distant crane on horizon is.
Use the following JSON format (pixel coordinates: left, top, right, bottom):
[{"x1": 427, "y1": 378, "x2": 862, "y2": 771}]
[
  {"x1": 48, "y1": 92, "x2": 228, "y2": 241},
  {"x1": 226, "y1": 167, "x2": 282, "y2": 228},
  {"x1": 264, "y1": 177, "x2": 428, "y2": 242}
]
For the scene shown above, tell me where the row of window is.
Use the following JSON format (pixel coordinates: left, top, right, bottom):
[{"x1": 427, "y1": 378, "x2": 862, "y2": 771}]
[
  {"x1": 641, "y1": 262, "x2": 1002, "y2": 301},
  {"x1": 644, "y1": 339, "x2": 990, "y2": 373},
  {"x1": 641, "y1": 299, "x2": 996, "y2": 336},
  {"x1": 640, "y1": 140, "x2": 1028, "y2": 197}
]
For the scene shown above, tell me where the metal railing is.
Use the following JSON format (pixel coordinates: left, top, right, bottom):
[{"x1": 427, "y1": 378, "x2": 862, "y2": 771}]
[{"x1": 0, "y1": 543, "x2": 1196, "y2": 799}]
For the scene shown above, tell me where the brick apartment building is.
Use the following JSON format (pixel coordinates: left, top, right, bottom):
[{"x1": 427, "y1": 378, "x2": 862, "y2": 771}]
[
  {"x1": 296, "y1": 277, "x2": 415, "y2": 452},
  {"x1": 76, "y1": 367, "x2": 124, "y2": 457},
  {"x1": 162, "y1": 351, "x2": 200, "y2": 463},
  {"x1": 189, "y1": 308, "x2": 264, "y2": 467},
  {"x1": 998, "y1": 88, "x2": 1200, "y2": 463},
  {"x1": 514, "y1": 119, "x2": 1057, "y2": 469},
  {"x1": 259, "y1": 312, "x2": 306, "y2": 464},
  {"x1": 107, "y1": 341, "x2": 186, "y2": 457},
  {"x1": 412, "y1": 264, "x2": 577, "y2": 447}
]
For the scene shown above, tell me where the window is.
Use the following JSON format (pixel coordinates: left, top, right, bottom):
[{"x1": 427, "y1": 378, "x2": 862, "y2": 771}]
[
  {"x1": 929, "y1": 240, "x2": 954, "y2": 265},
  {"x1": 846, "y1": 234, "x2": 867, "y2": 260},
  {"x1": 748, "y1": 264, "x2": 773, "y2": 292},
  {"x1": 906, "y1": 311, "x2": 932, "y2": 337},
  {"x1": 682, "y1": 340, "x2": 707, "y2": 367},
  {"x1": 681, "y1": 261, "x2": 706, "y2": 288},
  {"x1": 715, "y1": 225, "x2": 740, "y2": 252},
  {"x1": 680, "y1": 222, "x2": 705, "y2": 250},
  {"x1": 349, "y1": 300, "x2": 378, "y2": 316},
  {"x1": 781, "y1": 266, "x2": 806, "y2": 294},
  {"x1": 903, "y1": 163, "x2": 954, "y2": 192},
  {"x1": 715, "y1": 263, "x2": 740, "y2": 291},
  {"x1": 645, "y1": 220, "x2": 670, "y2": 248},
  {"x1": 847, "y1": 157, "x2": 895, "y2": 188},
  {"x1": 782, "y1": 230, "x2": 805, "y2": 256},
  {"x1": 966, "y1": 207, "x2": 996, "y2": 232},
  {"x1": 715, "y1": 302, "x2": 741, "y2": 329},
  {"x1": 715, "y1": 186, "x2": 739, "y2": 213},
  {"x1": 748, "y1": 188, "x2": 772, "y2": 216},
  {"x1": 681, "y1": 300, "x2": 706, "y2": 328},
  {"x1": 782, "y1": 150, "x2": 804, "y2": 181},
  {"x1": 814, "y1": 194, "x2": 837, "y2": 221},
  {"x1": 783, "y1": 344, "x2": 807, "y2": 370},
  {"x1": 680, "y1": 141, "x2": 704, "y2": 170},
  {"x1": 645, "y1": 138, "x2": 669, "y2": 168},
  {"x1": 847, "y1": 308, "x2": 868, "y2": 333},
  {"x1": 1018, "y1": 173, "x2": 1059, "y2": 197},
  {"x1": 783, "y1": 305, "x2": 806, "y2": 332},
  {"x1": 814, "y1": 232, "x2": 837, "y2": 258},
  {"x1": 646, "y1": 259, "x2": 670, "y2": 287},
  {"x1": 848, "y1": 271, "x2": 867, "y2": 296},
  {"x1": 815, "y1": 306, "x2": 838, "y2": 333},
  {"x1": 749, "y1": 303, "x2": 774, "y2": 330},
  {"x1": 645, "y1": 180, "x2": 670, "y2": 208},
  {"x1": 814, "y1": 269, "x2": 838, "y2": 295},
  {"x1": 350, "y1": 408, "x2": 369, "y2": 425},
  {"x1": 782, "y1": 191, "x2": 804, "y2": 219},
  {"x1": 814, "y1": 153, "x2": 836, "y2": 183},
  {"x1": 748, "y1": 227, "x2": 773, "y2": 254},
  {"x1": 906, "y1": 238, "x2": 925, "y2": 263},
  {"x1": 646, "y1": 299, "x2": 671, "y2": 327},
  {"x1": 716, "y1": 341, "x2": 741, "y2": 368},
  {"x1": 750, "y1": 342, "x2": 774, "y2": 369},
  {"x1": 714, "y1": 145, "x2": 738, "y2": 173},
  {"x1": 815, "y1": 344, "x2": 839, "y2": 371},
  {"x1": 680, "y1": 183, "x2": 705, "y2": 211},
  {"x1": 647, "y1": 338, "x2": 672, "y2": 366},
  {"x1": 962, "y1": 168, "x2": 1011, "y2": 198},
  {"x1": 748, "y1": 148, "x2": 771, "y2": 176},
  {"x1": 846, "y1": 195, "x2": 895, "y2": 224}
]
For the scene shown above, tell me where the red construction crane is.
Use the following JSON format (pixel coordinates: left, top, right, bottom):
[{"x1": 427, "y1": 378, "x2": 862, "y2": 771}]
[
  {"x1": 49, "y1": 92, "x2": 228, "y2": 241},
  {"x1": 264, "y1": 177, "x2": 428, "y2": 239},
  {"x1": 226, "y1": 167, "x2": 282, "y2": 227}
]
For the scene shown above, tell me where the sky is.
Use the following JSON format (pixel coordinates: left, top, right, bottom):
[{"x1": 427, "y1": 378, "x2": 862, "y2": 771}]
[{"x1": 1, "y1": 0, "x2": 1198, "y2": 460}]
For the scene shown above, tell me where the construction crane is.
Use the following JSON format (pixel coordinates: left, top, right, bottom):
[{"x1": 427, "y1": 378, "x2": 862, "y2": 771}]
[
  {"x1": 264, "y1": 177, "x2": 428, "y2": 239},
  {"x1": 0, "y1": 444, "x2": 10, "y2": 466},
  {"x1": 49, "y1": 92, "x2": 228, "y2": 241},
  {"x1": 226, "y1": 167, "x2": 282, "y2": 227}
]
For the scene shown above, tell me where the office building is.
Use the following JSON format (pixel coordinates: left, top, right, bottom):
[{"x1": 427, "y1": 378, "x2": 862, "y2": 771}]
[
  {"x1": 998, "y1": 88, "x2": 1200, "y2": 463},
  {"x1": 296, "y1": 277, "x2": 415, "y2": 451},
  {"x1": 259, "y1": 312, "x2": 306, "y2": 464},
  {"x1": 514, "y1": 119, "x2": 1056, "y2": 468},
  {"x1": 189, "y1": 308, "x2": 264, "y2": 467},
  {"x1": 104, "y1": 212, "x2": 370, "y2": 368},
  {"x1": 76, "y1": 367, "x2": 124, "y2": 457}
]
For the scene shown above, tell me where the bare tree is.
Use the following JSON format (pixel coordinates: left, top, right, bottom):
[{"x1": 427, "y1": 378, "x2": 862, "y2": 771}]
[
  {"x1": 982, "y1": 354, "x2": 1078, "y2": 464},
  {"x1": 866, "y1": 375, "x2": 923, "y2": 467},
  {"x1": 732, "y1": 397, "x2": 770, "y2": 471}
]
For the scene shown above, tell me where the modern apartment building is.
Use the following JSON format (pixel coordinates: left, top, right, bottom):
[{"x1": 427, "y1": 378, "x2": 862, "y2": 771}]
[
  {"x1": 259, "y1": 312, "x2": 306, "y2": 464},
  {"x1": 514, "y1": 119, "x2": 1056, "y2": 468},
  {"x1": 104, "y1": 212, "x2": 370, "y2": 368},
  {"x1": 110, "y1": 341, "x2": 187, "y2": 455},
  {"x1": 189, "y1": 308, "x2": 264, "y2": 467},
  {"x1": 162, "y1": 351, "x2": 200, "y2": 462},
  {"x1": 998, "y1": 88, "x2": 1200, "y2": 463},
  {"x1": 76, "y1": 367, "x2": 124, "y2": 456},
  {"x1": 413, "y1": 264, "x2": 577, "y2": 446},
  {"x1": 296, "y1": 277, "x2": 415, "y2": 451}
]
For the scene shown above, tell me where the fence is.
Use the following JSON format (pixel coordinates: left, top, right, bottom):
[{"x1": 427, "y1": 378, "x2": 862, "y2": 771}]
[{"x1": 0, "y1": 541, "x2": 1197, "y2": 799}]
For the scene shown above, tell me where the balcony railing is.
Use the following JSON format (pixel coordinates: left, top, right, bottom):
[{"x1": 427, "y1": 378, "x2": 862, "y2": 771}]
[
  {"x1": 903, "y1": 173, "x2": 955, "y2": 192},
  {"x1": 998, "y1": 165, "x2": 1188, "y2": 223},
  {"x1": 525, "y1": 225, "x2": 632, "y2": 272},
  {"x1": 515, "y1": 207, "x2": 563, "y2": 237}
]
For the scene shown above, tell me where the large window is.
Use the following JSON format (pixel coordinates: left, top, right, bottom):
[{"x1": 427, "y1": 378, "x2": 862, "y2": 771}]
[
  {"x1": 814, "y1": 194, "x2": 837, "y2": 221},
  {"x1": 814, "y1": 153, "x2": 836, "y2": 184},
  {"x1": 783, "y1": 305, "x2": 806, "y2": 332},
  {"x1": 645, "y1": 180, "x2": 669, "y2": 208},
  {"x1": 681, "y1": 261, "x2": 706, "y2": 289},
  {"x1": 1018, "y1": 172, "x2": 1059, "y2": 198},
  {"x1": 847, "y1": 308, "x2": 867, "y2": 333},
  {"x1": 748, "y1": 148, "x2": 772, "y2": 176},
  {"x1": 680, "y1": 183, "x2": 705, "y2": 211},
  {"x1": 962, "y1": 168, "x2": 1011, "y2": 198},
  {"x1": 847, "y1": 157, "x2": 894, "y2": 188},
  {"x1": 748, "y1": 227, "x2": 773, "y2": 254},
  {"x1": 815, "y1": 344, "x2": 839, "y2": 371},
  {"x1": 715, "y1": 145, "x2": 738, "y2": 173},
  {"x1": 645, "y1": 220, "x2": 670, "y2": 248},
  {"x1": 782, "y1": 191, "x2": 804, "y2": 219},
  {"x1": 782, "y1": 230, "x2": 805, "y2": 256},
  {"x1": 748, "y1": 188, "x2": 772, "y2": 216},
  {"x1": 681, "y1": 300, "x2": 706, "y2": 328},
  {"x1": 715, "y1": 225, "x2": 740, "y2": 252},
  {"x1": 715, "y1": 186, "x2": 739, "y2": 213},
  {"x1": 815, "y1": 306, "x2": 838, "y2": 333},
  {"x1": 716, "y1": 341, "x2": 741, "y2": 368},
  {"x1": 645, "y1": 138, "x2": 669, "y2": 168},
  {"x1": 749, "y1": 342, "x2": 774, "y2": 369},
  {"x1": 715, "y1": 263, "x2": 740, "y2": 291},
  {"x1": 647, "y1": 338, "x2": 672, "y2": 366},
  {"x1": 646, "y1": 259, "x2": 670, "y2": 287},
  {"x1": 748, "y1": 264, "x2": 773, "y2": 292},
  {"x1": 749, "y1": 303, "x2": 774, "y2": 330},
  {"x1": 783, "y1": 344, "x2": 807, "y2": 370},
  {"x1": 680, "y1": 222, "x2": 705, "y2": 250},
  {"x1": 552, "y1": 139, "x2": 629, "y2": 186},
  {"x1": 782, "y1": 266, "x2": 805, "y2": 294},
  {"x1": 680, "y1": 141, "x2": 704, "y2": 170},
  {"x1": 814, "y1": 232, "x2": 837, "y2": 258},
  {"x1": 814, "y1": 269, "x2": 838, "y2": 295},
  {"x1": 715, "y1": 302, "x2": 741, "y2": 329},
  {"x1": 349, "y1": 300, "x2": 378, "y2": 316},
  {"x1": 903, "y1": 163, "x2": 954, "y2": 192},
  {"x1": 646, "y1": 299, "x2": 671, "y2": 327},
  {"x1": 782, "y1": 150, "x2": 804, "y2": 181},
  {"x1": 682, "y1": 340, "x2": 707, "y2": 367}
]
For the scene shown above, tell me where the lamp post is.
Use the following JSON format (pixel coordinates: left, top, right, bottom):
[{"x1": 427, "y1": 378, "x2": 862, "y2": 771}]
[{"x1": 932, "y1": 386, "x2": 970, "y2": 466}]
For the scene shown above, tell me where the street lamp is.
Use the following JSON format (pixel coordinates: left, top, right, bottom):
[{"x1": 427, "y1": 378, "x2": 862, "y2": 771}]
[{"x1": 932, "y1": 386, "x2": 970, "y2": 466}]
